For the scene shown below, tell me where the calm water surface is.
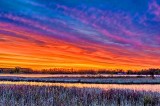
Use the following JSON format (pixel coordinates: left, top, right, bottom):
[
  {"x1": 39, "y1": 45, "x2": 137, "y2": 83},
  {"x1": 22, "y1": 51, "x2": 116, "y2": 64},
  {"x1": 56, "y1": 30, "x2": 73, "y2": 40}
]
[
  {"x1": 0, "y1": 74, "x2": 160, "y2": 78},
  {"x1": 0, "y1": 81, "x2": 159, "y2": 92}
]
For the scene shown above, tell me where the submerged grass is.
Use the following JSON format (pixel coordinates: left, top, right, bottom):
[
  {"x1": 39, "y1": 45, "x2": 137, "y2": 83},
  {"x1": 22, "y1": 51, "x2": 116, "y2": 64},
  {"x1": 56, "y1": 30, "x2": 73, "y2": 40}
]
[{"x1": 0, "y1": 84, "x2": 159, "y2": 106}]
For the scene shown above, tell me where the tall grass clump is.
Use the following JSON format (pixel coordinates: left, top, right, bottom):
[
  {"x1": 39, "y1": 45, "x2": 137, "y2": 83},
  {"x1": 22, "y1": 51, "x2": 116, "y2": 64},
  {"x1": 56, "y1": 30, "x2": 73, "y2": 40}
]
[{"x1": 0, "y1": 85, "x2": 159, "y2": 106}]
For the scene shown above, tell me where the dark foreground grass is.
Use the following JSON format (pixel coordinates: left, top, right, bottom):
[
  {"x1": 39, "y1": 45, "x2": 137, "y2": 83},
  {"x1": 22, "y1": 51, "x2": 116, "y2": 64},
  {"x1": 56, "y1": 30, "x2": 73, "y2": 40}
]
[{"x1": 0, "y1": 84, "x2": 159, "y2": 106}]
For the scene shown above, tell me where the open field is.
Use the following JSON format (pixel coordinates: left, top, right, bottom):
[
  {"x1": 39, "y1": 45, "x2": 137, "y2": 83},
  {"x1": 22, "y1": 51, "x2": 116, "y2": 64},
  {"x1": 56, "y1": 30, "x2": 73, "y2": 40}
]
[{"x1": 0, "y1": 82, "x2": 159, "y2": 106}]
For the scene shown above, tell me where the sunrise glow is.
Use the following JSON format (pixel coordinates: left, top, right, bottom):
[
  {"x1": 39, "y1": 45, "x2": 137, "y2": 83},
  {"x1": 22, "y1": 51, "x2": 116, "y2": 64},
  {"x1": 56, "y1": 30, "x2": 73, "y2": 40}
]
[{"x1": 0, "y1": 0, "x2": 160, "y2": 70}]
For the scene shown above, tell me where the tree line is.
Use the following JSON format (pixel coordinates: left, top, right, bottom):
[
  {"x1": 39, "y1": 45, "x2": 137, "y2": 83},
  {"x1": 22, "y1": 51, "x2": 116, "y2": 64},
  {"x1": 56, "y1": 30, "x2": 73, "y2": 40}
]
[{"x1": 0, "y1": 67, "x2": 159, "y2": 75}]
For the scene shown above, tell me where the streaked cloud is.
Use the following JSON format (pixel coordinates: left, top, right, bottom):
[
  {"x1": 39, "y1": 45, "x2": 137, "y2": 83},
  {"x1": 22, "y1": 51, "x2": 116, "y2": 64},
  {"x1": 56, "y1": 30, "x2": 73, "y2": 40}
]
[{"x1": 0, "y1": 0, "x2": 159, "y2": 70}]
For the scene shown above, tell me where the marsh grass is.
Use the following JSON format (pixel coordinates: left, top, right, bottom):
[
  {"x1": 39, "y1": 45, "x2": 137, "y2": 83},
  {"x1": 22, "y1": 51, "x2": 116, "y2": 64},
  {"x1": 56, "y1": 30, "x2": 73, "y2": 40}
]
[{"x1": 0, "y1": 84, "x2": 159, "y2": 106}]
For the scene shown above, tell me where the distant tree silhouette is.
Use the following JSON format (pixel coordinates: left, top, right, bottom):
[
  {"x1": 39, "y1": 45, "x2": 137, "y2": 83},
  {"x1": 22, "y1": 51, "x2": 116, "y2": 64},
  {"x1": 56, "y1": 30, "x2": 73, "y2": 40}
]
[
  {"x1": 126, "y1": 70, "x2": 133, "y2": 74},
  {"x1": 0, "y1": 68, "x2": 3, "y2": 73},
  {"x1": 149, "y1": 69, "x2": 155, "y2": 79},
  {"x1": 0, "y1": 67, "x2": 159, "y2": 75},
  {"x1": 14, "y1": 67, "x2": 21, "y2": 73}
]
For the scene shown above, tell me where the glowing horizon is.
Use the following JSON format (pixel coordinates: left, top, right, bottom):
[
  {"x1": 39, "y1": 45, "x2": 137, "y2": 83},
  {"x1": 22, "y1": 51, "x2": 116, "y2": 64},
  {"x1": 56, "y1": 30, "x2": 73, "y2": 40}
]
[{"x1": 0, "y1": 0, "x2": 160, "y2": 70}]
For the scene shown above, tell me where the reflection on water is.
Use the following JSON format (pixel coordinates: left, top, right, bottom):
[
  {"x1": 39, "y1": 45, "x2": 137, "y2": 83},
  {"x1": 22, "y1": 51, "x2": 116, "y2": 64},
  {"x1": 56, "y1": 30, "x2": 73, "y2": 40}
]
[
  {"x1": 0, "y1": 81, "x2": 159, "y2": 92},
  {"x1": 0, "y1": 74, "x2": 159, "y2": 78}
]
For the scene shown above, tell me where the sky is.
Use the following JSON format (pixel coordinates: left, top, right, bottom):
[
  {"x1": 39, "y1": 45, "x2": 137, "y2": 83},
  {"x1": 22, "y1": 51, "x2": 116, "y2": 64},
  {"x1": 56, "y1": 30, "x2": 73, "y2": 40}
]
[{"x1": 0, "y1": 0, "x2": 160, "y2": 70}]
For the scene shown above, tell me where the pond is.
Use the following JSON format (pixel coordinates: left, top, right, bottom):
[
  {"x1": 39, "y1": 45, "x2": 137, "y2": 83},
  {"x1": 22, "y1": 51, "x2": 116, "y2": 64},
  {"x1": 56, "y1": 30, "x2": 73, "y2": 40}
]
[{"x1": 0, "y1": 81, "x2": 159, "y2": 92}]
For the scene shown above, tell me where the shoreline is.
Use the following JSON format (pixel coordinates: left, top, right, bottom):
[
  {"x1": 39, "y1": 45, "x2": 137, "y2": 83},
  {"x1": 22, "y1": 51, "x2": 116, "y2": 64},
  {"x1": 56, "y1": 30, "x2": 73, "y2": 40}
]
[{"x1": 0, "y1": 76, "x2": 160, "y2": 84}]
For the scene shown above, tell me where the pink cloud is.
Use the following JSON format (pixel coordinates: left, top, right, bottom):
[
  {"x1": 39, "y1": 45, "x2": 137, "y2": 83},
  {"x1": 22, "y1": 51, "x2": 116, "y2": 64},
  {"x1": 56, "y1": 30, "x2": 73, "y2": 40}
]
[{"x1": 149, "y1": 0, "x2": 160, "y2": 21}]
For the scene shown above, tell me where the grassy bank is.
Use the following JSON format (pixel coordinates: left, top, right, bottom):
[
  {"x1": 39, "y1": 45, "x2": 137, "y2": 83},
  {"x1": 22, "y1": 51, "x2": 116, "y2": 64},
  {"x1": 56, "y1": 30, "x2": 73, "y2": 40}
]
[{"x1": 0, "y1": 84, "x2": 159, "y2": 106}]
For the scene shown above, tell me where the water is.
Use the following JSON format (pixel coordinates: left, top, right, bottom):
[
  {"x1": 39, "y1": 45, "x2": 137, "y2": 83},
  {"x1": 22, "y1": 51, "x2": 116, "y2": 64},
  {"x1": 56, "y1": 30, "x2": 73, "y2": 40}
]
[
  {"x1": 0, "y1": 74, "x2": 159, "y2": 92},
  {"x1": 0, "y1": 74, "x2": 159, "y2": 78},
  {"x1": 0, "y1": 81, "x2": 159, "y2": 92},
  {"x1": 0, "y1": 74, "x2": 160, "y2": 84}
]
